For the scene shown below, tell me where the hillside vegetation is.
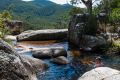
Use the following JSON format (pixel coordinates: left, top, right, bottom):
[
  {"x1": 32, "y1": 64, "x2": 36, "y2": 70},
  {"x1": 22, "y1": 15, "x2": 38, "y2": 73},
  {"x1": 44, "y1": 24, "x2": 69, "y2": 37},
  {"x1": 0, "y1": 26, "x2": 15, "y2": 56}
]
[{"x1": 0, "y1": 0, "x2": 72, "y2": 30}]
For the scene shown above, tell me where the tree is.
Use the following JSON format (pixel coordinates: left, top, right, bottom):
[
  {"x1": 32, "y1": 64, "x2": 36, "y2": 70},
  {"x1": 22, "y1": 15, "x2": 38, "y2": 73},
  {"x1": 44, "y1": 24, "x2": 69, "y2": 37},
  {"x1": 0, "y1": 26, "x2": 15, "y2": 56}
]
[
  {"x1": 70, "y1": 0, "x2": 99, "y2": 35},
  {"x1": 55, "y1": 13, "x2": 70, "y2": 29},
  {"x1": 70, "y1": 0, "x2": 98, "y2": 15},
  {"x1": 99, "y1": 0, "x2": 120, "y2": 32},
  {"x1": 110, "y1": 0, "x2": 120, "y2": 32},
  {"x1": 0, "y1": 10, "x2": 12, "y2": 38}
]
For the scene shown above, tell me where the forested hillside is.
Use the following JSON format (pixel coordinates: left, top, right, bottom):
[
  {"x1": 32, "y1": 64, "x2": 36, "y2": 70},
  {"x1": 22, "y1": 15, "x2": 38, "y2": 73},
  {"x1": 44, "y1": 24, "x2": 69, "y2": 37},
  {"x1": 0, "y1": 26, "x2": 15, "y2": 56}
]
[{"x1": 0, "y1": 0, "x2": 72, "y2": 30}]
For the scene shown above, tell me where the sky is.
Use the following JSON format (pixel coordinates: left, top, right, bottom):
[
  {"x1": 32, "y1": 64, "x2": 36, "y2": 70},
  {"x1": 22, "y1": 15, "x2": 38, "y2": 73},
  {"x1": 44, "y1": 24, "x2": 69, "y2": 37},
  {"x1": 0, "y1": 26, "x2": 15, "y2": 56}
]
[
  {"x1": 21, "y1": 0, "x2": 70, "y2": 4},
  {"x1": 49, "y1": 0, "x2": 86, "y2": 7},
  {"x1": 49, "y1": 0, "x2": 70, "y2": 4},
  {"x1": 21, "y1": 0, "x2": 100, "y2": 8},
  {"x1": 22, "y1": 0, "x2": 86, "y2": 7}
]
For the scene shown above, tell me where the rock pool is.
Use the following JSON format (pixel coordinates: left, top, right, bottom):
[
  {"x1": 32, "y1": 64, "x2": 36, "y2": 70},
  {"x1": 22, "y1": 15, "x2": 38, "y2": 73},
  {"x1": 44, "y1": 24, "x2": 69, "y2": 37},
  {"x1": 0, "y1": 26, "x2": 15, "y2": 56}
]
[{"x1": 16, "y1": 41, "x2": 120, "y2": 80}]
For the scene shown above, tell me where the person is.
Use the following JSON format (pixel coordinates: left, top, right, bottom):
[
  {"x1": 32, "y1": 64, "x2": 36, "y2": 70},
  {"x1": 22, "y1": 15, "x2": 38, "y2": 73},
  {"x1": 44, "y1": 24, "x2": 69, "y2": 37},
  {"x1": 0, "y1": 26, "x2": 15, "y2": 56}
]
[{"x1": 94, "y1": 57, "x2": 104, "y2": 68}]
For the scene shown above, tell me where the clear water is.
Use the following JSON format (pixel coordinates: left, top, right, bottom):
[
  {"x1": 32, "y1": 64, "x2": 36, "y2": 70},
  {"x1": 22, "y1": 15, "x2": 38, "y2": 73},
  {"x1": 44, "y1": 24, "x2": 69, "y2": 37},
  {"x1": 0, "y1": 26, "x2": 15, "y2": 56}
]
[{"x1": 16, "y1": 41, "x2": 120, "y2": 80}]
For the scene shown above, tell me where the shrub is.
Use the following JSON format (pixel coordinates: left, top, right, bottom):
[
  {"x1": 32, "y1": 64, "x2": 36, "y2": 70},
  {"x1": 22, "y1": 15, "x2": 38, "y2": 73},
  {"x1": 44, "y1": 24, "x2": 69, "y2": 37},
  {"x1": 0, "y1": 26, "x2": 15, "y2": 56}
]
[{"x1": 0, "y1": 10, "x2": 12, "y2": 39}]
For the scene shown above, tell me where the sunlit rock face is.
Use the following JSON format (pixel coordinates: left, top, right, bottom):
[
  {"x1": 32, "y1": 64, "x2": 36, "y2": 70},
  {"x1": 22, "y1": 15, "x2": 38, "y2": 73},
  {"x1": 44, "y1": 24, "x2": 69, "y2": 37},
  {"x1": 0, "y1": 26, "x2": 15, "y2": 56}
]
[
  {"x1": 0, "y1": 39, "x2": 48, "y2": 80},
  {"x1": 78, "y1": 67, "x2": 120, "y2": 80}
]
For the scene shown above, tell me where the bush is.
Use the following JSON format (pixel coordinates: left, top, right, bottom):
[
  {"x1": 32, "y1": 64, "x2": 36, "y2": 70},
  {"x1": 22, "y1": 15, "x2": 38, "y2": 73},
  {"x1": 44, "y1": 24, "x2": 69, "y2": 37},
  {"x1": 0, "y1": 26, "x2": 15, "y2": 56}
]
[{"x1": 0, "y1": 10, "x2": 12, "y2": 39}]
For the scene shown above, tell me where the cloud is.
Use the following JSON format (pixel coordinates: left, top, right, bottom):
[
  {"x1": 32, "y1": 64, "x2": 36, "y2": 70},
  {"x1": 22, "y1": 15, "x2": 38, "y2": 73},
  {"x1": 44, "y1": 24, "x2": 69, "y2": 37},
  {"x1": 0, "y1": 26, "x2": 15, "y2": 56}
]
[
  {"x1": 49, "y1": 0, "x2": 85, "y2": 8},
  {"x1": 49, "y1": 0, "x2": 100, "y2": 8},
  {"x1": 49, "y1": 0, "x2": 69, "y2": 4},
  {"x1": 22, "y1": 0, "x2": 99, "y2": 8}
]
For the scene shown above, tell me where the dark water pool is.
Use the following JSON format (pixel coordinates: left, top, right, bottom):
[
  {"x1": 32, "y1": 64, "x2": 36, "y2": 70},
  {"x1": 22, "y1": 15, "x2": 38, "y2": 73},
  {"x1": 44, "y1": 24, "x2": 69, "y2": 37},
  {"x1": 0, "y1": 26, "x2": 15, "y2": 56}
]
[{"x1": 16, "y1": 41, "x2": 120, "y2": 80}]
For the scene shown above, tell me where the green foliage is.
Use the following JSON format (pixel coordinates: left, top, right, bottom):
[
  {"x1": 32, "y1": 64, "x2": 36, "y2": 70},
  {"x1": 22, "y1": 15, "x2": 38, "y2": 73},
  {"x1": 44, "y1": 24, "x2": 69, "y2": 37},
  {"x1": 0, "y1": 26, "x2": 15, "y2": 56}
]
[
  {"x1": 110, "y1": 0, "x2": 120, "y2": 8},
  {"x1": 1, "y1": 10, "x2": 12, "y2": 20},
  {"x1": 54, "y1": 12, "x2": 70, "y2": 29},
  {"x1": 69, "y1": 7, "x2": 83, "y2": 16},
  {"x1": 93, "y1": 6, "x2": 101, "y2": 15},
  {"x1": 110, "y1": 8, "x2": 120, "y2": 24},
  {"x1": 109, "y1": 0, "x2": 120, "y2": 24},
  {"x1": 0, "y1": 10, "x2": 12, "y2": 38},
  {"x1": 108, "y1": 0, "x2": 120, "y2": 32},
  {"x1": 70, "y1": 0, "x2": 94, "y2": 14},
  {"x1": 0, "y1": 0, "x2": 72, "y2": 30},
  {"x1": 92, "y1": 0, "x2": 120, "y2": 33},
  {"x1": 98, "y1": 0, "x2": 120, "y2": 23},
  {"x1": 113, "y1": 41, "x2": 120, "y2": 48}
]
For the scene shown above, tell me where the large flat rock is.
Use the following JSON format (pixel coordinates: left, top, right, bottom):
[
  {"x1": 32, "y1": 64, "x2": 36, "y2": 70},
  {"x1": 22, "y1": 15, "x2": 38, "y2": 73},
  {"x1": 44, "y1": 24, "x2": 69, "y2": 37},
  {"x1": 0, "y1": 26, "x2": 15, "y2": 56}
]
[
  {"x1": 78, "y1": 67, "x2": 120, "y2": 80},
  {"x1": 17, "y1": 29, "x2": 68, "y2": 41}
]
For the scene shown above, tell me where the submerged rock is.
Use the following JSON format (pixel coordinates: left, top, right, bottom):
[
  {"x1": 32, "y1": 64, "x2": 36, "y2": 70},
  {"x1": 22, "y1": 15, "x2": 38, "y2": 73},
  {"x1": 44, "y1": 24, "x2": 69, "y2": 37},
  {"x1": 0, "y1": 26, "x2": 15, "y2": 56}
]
[
  {"x1": 32, "y1": 47, "x2": 67, "y2": 59},
  {"x1": 0, "y1": 39, "x2": 48, "y2": 80},
  {"x1": 51, "y1": 56, "x2": 69, "y2": 65},
  {"x1": 78, "y1": 67, "x2": 120, "y2": 80},
  {"x1": 17, "y1": 29, "x2": 68, "y2": 41}
]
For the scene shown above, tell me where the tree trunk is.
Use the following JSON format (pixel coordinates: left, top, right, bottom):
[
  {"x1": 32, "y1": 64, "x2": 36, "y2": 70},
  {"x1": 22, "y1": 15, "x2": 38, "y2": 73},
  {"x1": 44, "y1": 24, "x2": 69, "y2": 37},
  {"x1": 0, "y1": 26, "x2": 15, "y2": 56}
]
[{"x1": 81, "y1": 0, "x2": 92, "y2": 15}]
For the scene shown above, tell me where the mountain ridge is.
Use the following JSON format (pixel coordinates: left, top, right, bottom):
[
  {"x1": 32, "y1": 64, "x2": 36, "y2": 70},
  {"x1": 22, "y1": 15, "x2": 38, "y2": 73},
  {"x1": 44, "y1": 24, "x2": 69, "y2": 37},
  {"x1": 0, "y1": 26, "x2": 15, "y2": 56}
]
[{"x1": 0, "y1": 0, "x2": 72, "y2": 30}]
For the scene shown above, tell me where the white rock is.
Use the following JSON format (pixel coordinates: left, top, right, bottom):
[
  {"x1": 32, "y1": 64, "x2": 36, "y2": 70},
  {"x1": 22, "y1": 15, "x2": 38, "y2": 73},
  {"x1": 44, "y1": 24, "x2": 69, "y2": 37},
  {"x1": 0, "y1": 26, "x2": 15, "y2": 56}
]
[
  {"x1": 4, "y1": 35, "x2": 17, "y2": 41},
  {"x1": 78, "y1": 67, "x2": 120, "y2": 80}
]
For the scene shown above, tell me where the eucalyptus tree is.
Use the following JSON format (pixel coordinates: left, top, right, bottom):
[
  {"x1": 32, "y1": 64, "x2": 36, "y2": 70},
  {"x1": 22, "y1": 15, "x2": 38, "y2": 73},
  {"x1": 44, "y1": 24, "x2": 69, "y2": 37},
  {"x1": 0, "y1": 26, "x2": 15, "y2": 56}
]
[
  {"x1": 70, "y1": 0, "x2": 100, "y2": 35},
  {"x1": 70, "y1": 0, "x2": 100, "y2": 15}
]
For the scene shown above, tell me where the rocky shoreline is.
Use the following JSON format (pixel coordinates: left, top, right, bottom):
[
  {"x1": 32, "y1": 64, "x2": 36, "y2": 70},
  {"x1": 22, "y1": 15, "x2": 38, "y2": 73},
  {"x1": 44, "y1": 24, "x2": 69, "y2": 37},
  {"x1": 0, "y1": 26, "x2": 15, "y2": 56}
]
[
  {"x1": 1, "y1": 28, "x2": 120, "y2": 80},
  {"x1": 0, "y1": 39, "x2": 48, "y2": 80}
]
